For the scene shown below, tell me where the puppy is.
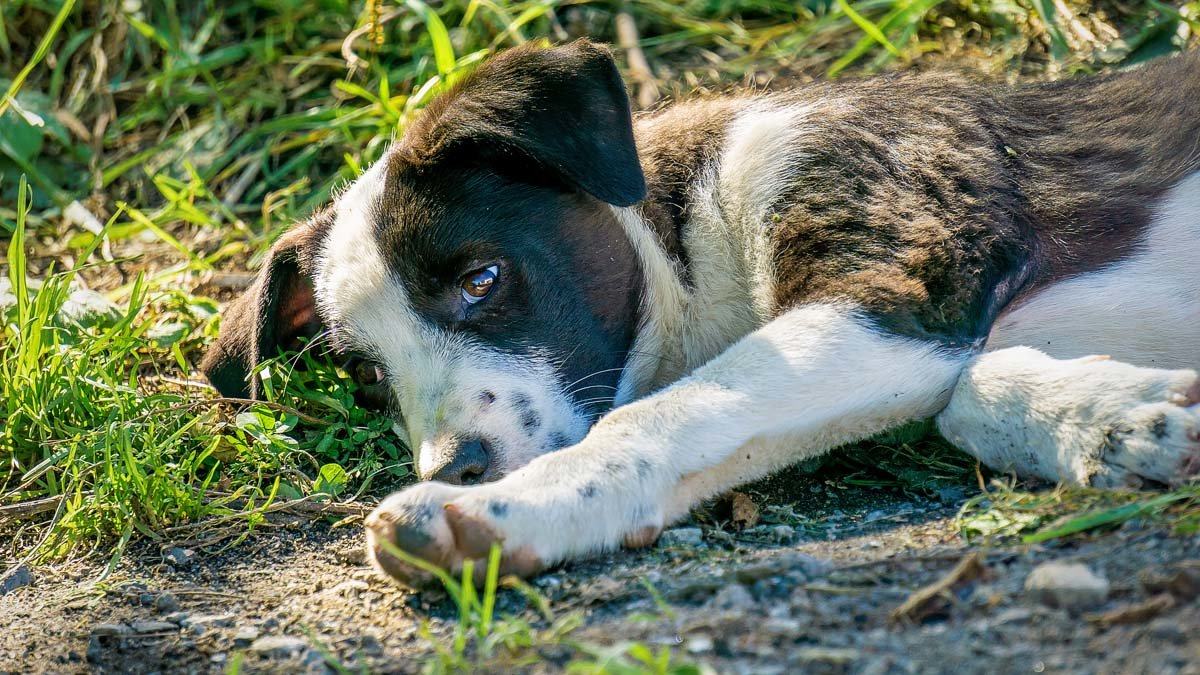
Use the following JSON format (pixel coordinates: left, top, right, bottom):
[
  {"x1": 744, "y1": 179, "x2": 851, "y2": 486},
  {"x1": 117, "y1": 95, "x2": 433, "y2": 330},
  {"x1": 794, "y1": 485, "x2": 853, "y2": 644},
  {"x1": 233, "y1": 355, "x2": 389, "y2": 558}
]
[{"x1": 203, "y1": 41, "x2": 1200, "y2": 585}]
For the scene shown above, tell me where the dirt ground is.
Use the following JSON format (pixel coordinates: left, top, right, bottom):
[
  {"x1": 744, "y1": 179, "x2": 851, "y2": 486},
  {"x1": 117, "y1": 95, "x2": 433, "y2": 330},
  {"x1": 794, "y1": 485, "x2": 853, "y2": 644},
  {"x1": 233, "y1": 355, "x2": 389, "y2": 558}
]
[{"x1": 3, "y1": 479, "x2": 1198, "y2": 674}]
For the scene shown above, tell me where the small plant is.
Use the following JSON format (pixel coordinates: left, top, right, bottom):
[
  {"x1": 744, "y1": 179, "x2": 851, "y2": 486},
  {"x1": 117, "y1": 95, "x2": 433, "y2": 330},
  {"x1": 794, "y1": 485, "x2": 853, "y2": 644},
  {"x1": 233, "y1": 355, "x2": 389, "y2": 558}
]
[{"x1": 376, "y1": 540, "x2": 706, "y2": 674}]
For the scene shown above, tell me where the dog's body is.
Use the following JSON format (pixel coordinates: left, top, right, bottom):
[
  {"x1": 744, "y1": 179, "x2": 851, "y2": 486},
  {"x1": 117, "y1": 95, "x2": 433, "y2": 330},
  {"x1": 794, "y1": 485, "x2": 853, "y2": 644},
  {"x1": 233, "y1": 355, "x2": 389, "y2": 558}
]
[{"x1": 203, "y1": 42, "x2": 1200, "y2": 584}]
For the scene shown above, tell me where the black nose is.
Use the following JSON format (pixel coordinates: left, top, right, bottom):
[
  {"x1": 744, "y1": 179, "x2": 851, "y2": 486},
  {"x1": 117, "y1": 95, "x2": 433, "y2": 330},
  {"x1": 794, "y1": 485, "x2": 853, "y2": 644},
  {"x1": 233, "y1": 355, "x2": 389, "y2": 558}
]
[{"x1": 428, "y1": 439, "x2": 491, "y2": 485}]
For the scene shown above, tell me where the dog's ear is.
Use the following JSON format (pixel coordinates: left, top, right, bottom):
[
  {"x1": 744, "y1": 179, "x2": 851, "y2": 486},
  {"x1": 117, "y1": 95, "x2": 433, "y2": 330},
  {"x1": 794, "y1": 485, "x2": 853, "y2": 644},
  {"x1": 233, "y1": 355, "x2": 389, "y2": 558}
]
[
  {"x1": 402, "y1": 39, "x2": 646, "y2": 207},
  {"x1": 201, "y1": 213, "x2": 328, "y2": 399}
]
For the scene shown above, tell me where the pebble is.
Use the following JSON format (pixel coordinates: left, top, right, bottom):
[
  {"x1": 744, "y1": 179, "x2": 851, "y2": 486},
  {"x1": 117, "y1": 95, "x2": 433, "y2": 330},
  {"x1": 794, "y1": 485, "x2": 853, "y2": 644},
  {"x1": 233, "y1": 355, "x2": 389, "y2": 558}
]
[
  {"x1": 659, "y1": 527, "x2": 704, "y2": 548},
  {"x1": 709, "y1": 583, "x2": 755, "y2": 612},
  {"x1": 249, "y1": 635, "x2": 309, "y2": 657},
  {"x1": 234, "y1": 626, "x2": 261, "y2": 646},
  {"x1": 154, "y1": 592, "x2": 180, "y2": 614},
  {"x1": 735, "y1": 552, "x2": 830, "y2": 584},
  {"x1": 794, "y1": 647, "x2": 861, "y2": 666},
  {"x1": 992, "y1": 607, "x2": 1033, "y2": 625},
  {"x1": 1025, "y1": 562, "x2": 1110, "y2": 610},
  {"x1": 685, "y1": 634, "x2": 714, "y2": 654},
  {"x1": 771, "y1": 524, "x2": 796, "y2": 542},
  {"x1": 90, "y1": 623, "x2": 133, "y2": 637},
  {"x1": 164, "y1": 547, "x2": 195, "y2": 568},
  {"x1": 0, "y1": 564, "x2": 32, "y2": 595},
  {"x1": 131, "y1": 620, "x2": 177, "y2": 633},
  {"x1": 1148, "y1": 617, "x2": 1185, "y2": 641},
  {"x1": 181, "y1": 612, "x2": 236, "y2": 634}
]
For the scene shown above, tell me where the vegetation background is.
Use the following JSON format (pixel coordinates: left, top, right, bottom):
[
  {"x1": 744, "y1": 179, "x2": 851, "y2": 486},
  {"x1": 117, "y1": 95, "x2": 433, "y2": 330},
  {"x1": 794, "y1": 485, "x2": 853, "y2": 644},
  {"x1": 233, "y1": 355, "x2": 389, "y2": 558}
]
[{"x1": 1, "y1": 2, "x2": 1198, "y2": 667}]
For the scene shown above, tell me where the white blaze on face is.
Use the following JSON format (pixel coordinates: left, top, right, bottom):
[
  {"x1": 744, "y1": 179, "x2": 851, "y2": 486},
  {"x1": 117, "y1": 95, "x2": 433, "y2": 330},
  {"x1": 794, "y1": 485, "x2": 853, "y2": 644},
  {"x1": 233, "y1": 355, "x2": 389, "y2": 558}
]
[{"x1": 312, "y1": 156, "x2": 590, "y2": 478}]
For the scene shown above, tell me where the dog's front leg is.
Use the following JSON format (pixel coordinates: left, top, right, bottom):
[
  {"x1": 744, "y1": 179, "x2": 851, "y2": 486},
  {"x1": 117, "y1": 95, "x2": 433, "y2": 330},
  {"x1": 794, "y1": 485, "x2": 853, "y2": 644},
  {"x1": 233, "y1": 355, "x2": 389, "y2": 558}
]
[{"x1": 366, "y1": 304, "x2": 967, "y2": 585}]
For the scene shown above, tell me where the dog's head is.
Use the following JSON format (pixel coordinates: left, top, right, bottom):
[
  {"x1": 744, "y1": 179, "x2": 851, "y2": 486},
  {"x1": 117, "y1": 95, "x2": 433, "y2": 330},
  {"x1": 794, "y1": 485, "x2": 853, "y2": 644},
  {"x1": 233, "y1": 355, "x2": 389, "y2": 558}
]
[{"x1": 202, "y1": 41, "x2": 647, "y2": 483}]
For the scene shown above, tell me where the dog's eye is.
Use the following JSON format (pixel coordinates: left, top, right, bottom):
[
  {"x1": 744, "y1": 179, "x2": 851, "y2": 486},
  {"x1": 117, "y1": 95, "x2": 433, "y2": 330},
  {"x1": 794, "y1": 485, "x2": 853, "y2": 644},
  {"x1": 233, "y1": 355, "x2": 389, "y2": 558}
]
[
  {"x1": 347, "y1": 357, "x2": 386, "y2": 386},
  {"x1": 460, "y1": 265, "x2": 499, "y2": 305}
]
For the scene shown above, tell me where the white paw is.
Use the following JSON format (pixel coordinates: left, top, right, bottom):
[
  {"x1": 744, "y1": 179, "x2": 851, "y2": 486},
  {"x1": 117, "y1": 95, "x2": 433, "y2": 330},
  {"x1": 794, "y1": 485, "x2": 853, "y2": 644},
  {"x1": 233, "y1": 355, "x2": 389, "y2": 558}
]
[
  {"x1": 939, "y1": 348, "x2": 1200, "y2": 488},
  {"x1": 363, "y1": 481, "x2": 549, "y2": 588},
  {"x1": 1087, "y1": 391, "x2": 1200, "y2": 488},
  {"x1": 1052, "y1": 360, "x2": 1199, "y2": 487}
]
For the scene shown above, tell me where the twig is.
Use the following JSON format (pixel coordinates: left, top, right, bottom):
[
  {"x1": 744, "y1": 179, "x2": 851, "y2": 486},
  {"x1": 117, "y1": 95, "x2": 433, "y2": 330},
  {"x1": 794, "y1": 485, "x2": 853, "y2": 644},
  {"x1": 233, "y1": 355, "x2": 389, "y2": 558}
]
[
  {"x1": 615, "y1": 9, "x2": 659, "y2": 109},
  {"x1": 890, "y1": 551, "x2": 989, "y2": 624},
  {"x1": 0, "y1": 496, "x2": 62, "y2": 521}
]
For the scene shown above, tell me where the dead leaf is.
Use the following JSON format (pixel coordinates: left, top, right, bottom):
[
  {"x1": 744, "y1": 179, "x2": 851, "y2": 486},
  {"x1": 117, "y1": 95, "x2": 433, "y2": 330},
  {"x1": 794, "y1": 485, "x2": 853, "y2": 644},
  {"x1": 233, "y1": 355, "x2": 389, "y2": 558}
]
[
  {"x1": 730, "y1": 491, "x2": 760, "y2": 529},
  {"x1": 890, "y1": 552, "x2": 989, "y2": 624}
]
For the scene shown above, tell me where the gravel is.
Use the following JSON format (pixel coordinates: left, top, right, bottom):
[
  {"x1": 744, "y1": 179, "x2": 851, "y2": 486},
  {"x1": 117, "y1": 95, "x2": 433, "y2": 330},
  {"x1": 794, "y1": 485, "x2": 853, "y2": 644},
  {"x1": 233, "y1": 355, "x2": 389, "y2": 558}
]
[
  {"x1": 659, "y1": 526, "x2": 705, "y2": 548},
  {"x1": 1024, "y1": 561, "x2": 1110, "y2": 610}
]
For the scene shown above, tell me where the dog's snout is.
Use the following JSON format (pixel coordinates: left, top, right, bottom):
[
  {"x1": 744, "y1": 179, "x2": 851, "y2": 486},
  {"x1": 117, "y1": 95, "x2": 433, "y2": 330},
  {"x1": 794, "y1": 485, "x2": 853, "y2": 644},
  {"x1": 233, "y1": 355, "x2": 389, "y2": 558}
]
[{"x1": 428, "y1": 438, "x2": 491, "y2": 485}]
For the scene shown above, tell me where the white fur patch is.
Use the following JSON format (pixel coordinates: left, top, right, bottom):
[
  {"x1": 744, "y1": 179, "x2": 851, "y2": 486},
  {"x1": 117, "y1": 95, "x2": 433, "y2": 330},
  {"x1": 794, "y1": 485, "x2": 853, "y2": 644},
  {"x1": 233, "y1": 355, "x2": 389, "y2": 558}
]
[
  {"x1": 613, "y1": 101, "x2": 817, "y2": 404},
  {"x1": 313, "y1": 154, "x2": 589, "y2": 478},
  {"x1": 987, "y1": 171, "x2": 1200, "y2": 368}
]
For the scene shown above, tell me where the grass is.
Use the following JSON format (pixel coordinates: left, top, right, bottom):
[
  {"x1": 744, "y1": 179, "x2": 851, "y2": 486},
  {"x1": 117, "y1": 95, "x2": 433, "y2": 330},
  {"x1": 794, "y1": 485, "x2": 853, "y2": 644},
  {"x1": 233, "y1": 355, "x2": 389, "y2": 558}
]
[{"x1": 1, "y1": 0, "x2": 1199, "y2": 668}]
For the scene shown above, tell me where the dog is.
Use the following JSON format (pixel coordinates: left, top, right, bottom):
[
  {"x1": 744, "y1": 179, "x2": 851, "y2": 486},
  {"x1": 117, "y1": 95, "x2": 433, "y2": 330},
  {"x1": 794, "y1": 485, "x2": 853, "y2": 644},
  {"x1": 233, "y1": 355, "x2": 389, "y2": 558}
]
[{"x1": 203, "y1": 40, "x2": 1200, "y2": 586}]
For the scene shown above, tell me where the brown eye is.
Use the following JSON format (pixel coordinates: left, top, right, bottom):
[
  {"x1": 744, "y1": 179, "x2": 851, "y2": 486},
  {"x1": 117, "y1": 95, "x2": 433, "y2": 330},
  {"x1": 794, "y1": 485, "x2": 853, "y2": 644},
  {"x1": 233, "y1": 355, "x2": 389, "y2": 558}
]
[{"x1": 460, "y1": 265, "x2": 499, "y2": 304}]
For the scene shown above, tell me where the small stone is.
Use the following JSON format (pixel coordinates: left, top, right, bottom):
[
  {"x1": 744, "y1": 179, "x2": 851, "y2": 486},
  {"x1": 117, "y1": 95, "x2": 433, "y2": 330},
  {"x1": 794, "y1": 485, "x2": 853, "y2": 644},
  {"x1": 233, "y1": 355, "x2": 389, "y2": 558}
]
[
  {"x1": 1025, "y1": 562, "x2": 1110, "y2": 610},
  {"x1": 154, "y1": 592, "x2": 180, "y2": 614},
  {"x1": 211, "y1": 653, "x2": 228, "y2": 664},
  {"x1": 659, "y1": 527, "x2": 704, "y2": 548},
  {"x1": 330, "y1": 579, "x2": 370, "y2": 596},
  {"x1": 162, "y1": 611, "x2": 189, "y2": 624},
  {"x1": 794, "y1": 647, "x2": 861, "y2": 666},
  {"x1": 164, "y1": 547, "x2": 195, "y2": 567},
  {"x1": 992, "y1": 607, "x2": 1033, "y2": 625},
  {"x1": 764, "y1": 617, "x2": 802, "y2": 634},
  {"x1": 771, "y1": 524, "x2": 796, "y2": 543},
  {"x1": 1148, "y1": 616, "x2": 1185, "y2": 641},
  {"x1": 685, "y1": 634, "x2": 713, "y2": 654},
  {"x1": 138, "y1": 592, "x2": 155, "y2": 605},
  {"x1": 335, "y1": 546, "x2": 367, "y2": 566},
  {"x1": 708, "y1": 583, "x2": 755, "y2": 612},
  {"x1": 736, "y1": 552, "x2": 831, "y2": 584},
  {"x1": 234, "y1": 626, "x2": 261, "y2": 647},
  {"x1": 249, "y1": 635, "x2": 309, "y2": 658},
  {"x1": 91, "y1": 623, "x2": 133, "y2": 637},
  {"x1": 182, "y1": 613, "x2": 236, "y2": 634},
  {"x1": 0, "y1": 564, "x2": 32, "y2": 595},
  {"x1": 131, "y1": 620, "x2": 177, "y2": 633},
  {"x1": 535, "y1": 575, "x2": 562, "y2": 589}
]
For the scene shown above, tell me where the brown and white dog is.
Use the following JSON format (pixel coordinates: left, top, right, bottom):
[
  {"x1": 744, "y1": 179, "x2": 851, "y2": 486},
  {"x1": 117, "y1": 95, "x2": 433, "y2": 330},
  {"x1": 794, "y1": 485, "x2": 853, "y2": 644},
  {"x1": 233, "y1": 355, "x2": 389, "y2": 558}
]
[{"x1": 203, "y1": 41, "x2": 1200, "y2": 586}]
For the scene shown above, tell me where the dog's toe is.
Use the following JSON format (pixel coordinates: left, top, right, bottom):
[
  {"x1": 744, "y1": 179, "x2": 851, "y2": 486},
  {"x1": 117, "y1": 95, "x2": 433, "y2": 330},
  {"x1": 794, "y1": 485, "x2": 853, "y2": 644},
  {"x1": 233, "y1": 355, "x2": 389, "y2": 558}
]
[{"x1": 365, "y1": 484, "x2": 551, "y2": 588}]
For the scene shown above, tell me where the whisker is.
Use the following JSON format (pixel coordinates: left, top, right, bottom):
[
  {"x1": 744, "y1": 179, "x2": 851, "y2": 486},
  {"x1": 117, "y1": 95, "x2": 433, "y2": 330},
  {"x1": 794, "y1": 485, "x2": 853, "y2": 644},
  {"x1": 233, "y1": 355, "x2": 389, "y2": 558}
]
[{"x1": 562, "y1": 367, "x2": 626, "y2": 392}]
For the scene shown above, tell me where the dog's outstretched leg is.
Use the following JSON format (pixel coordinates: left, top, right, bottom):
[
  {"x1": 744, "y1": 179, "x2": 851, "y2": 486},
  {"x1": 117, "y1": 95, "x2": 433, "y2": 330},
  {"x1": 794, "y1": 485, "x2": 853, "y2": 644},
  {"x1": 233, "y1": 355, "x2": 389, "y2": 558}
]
[
  {"x1": 365, "y1": 303, "x2": 967, "y2": 585},
  {"x1": 937, "y1": 346, "x2": 1200, "y2": 488}
]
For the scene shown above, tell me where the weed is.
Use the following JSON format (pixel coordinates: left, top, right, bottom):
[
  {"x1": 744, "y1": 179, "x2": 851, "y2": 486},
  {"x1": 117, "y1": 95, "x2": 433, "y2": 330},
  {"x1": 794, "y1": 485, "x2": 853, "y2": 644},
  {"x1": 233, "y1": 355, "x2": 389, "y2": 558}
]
[{"x1": 377, "y1": 540, "x2": 706, "y2": 674}]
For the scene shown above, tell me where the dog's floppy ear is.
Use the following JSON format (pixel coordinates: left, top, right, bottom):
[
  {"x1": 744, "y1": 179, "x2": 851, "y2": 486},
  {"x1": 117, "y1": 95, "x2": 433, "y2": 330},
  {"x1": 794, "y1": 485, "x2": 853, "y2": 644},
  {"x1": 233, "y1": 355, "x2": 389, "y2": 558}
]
[
  {"x1": 201, "y1": 212, "x2": 329, "y2": 399},
  {"x1": 402, "y1": 39, "x2": 646, "y2": 207}
]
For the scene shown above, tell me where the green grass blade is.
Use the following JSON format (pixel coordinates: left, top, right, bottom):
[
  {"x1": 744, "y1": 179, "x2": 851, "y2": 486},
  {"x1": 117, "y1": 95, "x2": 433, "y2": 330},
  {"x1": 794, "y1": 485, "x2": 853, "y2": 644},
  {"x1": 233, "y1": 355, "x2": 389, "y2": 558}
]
[
  {"x1": 1023, "y1": 491, "x2": 1193, "y2": 543},
  {"x1": 406, "y1": 0, "x2": 457, "y2": 76},
  {"x1": 0, "y1": 0, "x2": 78, "y2": 117},
  {"x1": 836, "y1": 0, "x2": 900, "y2": 57}
]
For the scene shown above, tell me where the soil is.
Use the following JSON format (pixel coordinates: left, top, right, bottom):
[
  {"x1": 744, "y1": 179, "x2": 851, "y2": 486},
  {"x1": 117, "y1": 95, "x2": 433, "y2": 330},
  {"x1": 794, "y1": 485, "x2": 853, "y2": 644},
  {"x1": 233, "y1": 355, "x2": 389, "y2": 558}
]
[{"x1": 3, "y1": 481, "x2": 1198, "y2": 674}]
